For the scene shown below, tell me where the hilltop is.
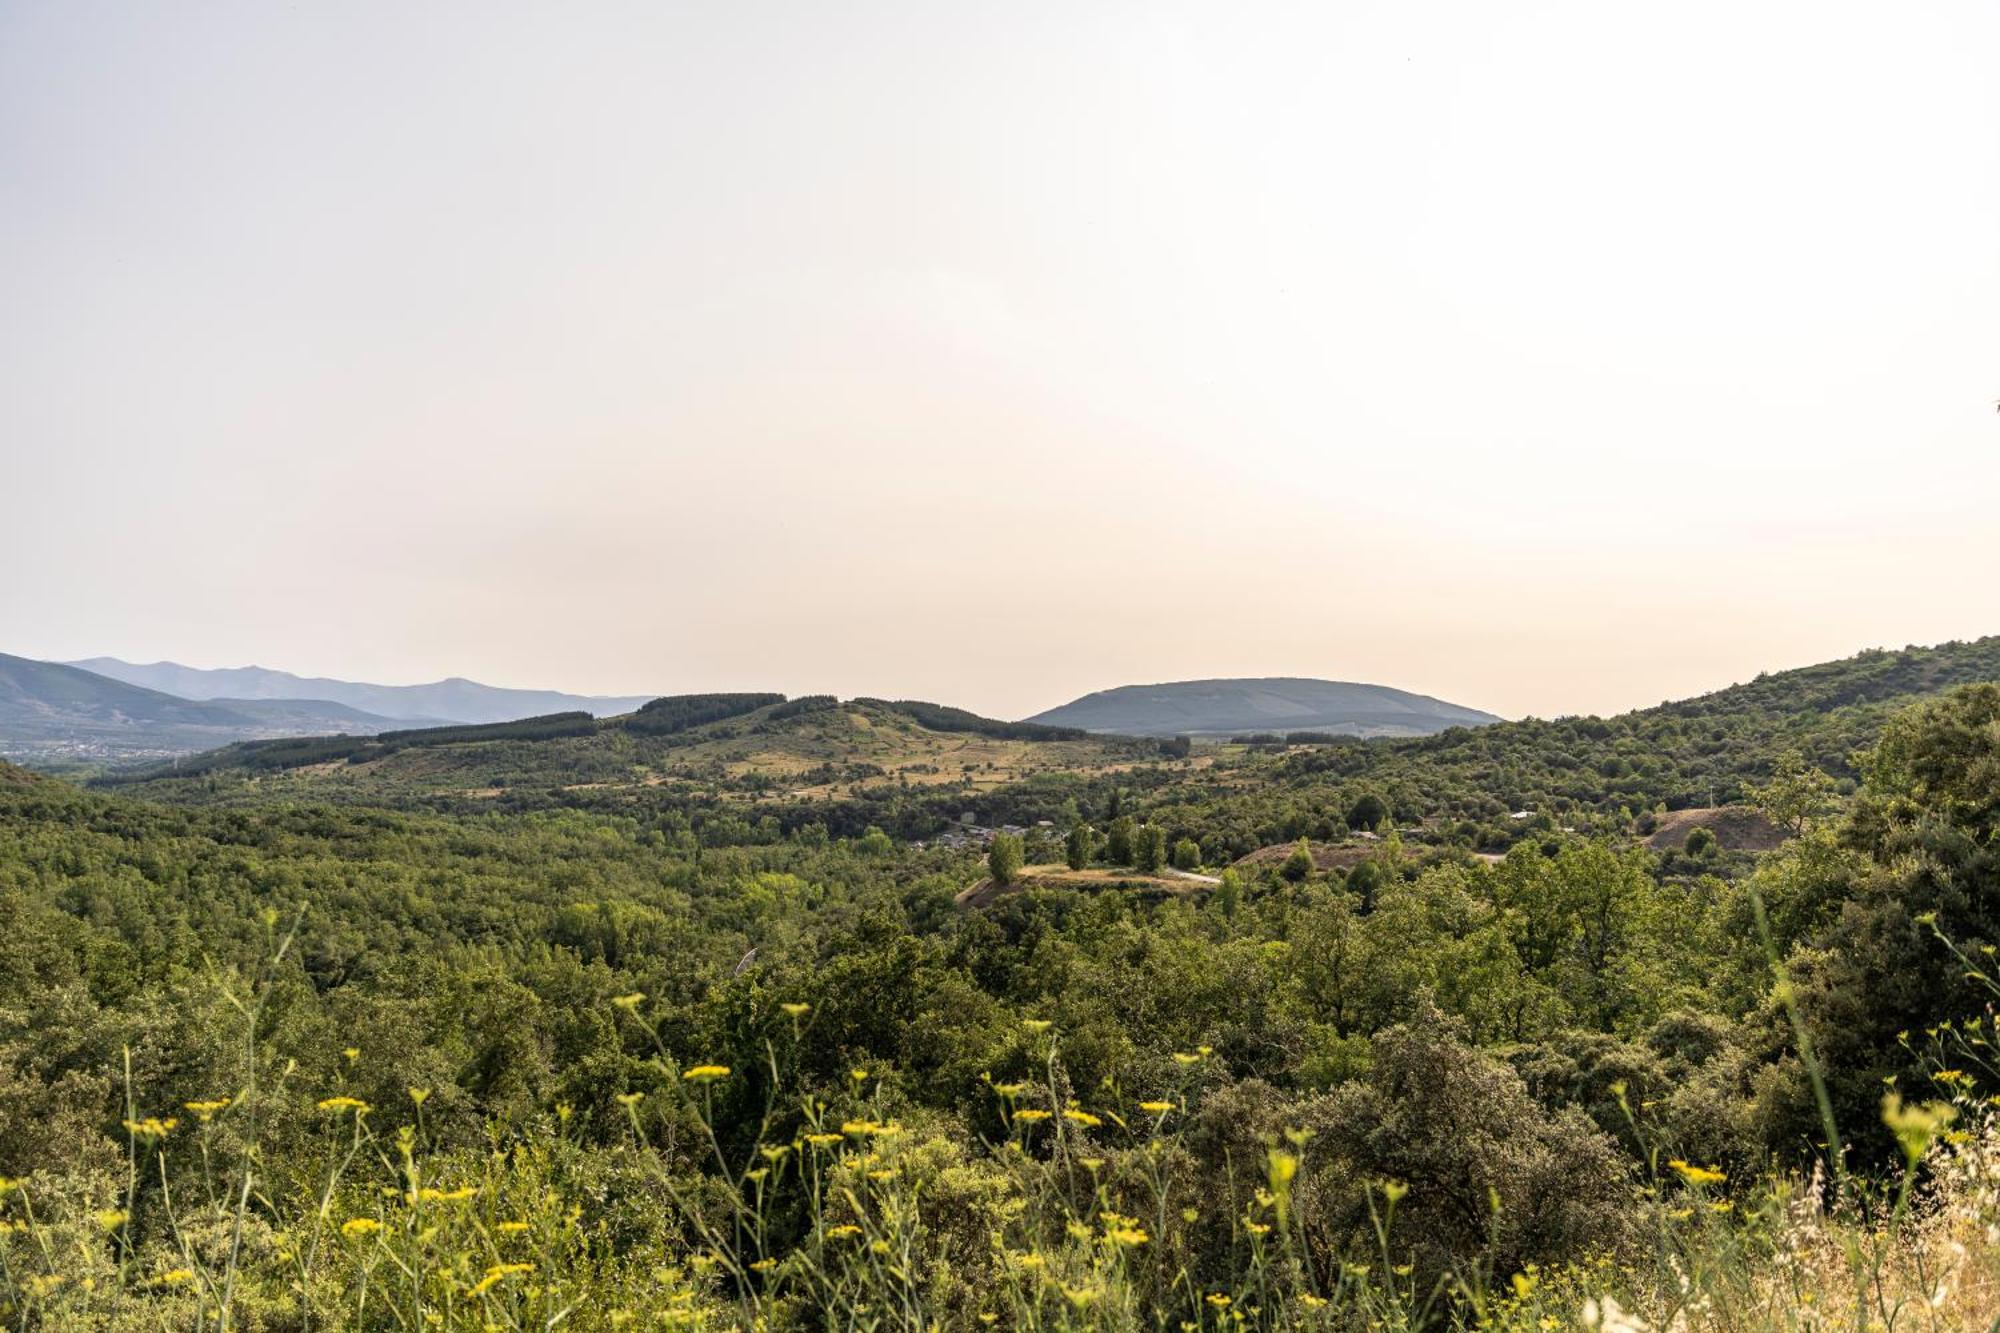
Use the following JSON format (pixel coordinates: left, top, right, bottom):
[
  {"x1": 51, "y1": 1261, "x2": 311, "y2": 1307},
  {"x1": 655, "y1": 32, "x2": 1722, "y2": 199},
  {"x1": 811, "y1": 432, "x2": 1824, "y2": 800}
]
[
  {"x1": 68, "y1": 657, "x2": 658, "y2": 725},
  {"x1": 1024, "y1": 677, "x2": 1500, "y2": 738}
]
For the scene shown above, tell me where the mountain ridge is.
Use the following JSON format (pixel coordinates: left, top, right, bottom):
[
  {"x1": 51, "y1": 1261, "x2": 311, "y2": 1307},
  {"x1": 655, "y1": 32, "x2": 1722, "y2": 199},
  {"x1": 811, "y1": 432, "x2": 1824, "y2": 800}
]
[
  {"x1": 0, "y1": 654, "x2": 408, "y2": 765},
  {"x1": 68, "y1": 657, "x2": 657, "y2": 726}
]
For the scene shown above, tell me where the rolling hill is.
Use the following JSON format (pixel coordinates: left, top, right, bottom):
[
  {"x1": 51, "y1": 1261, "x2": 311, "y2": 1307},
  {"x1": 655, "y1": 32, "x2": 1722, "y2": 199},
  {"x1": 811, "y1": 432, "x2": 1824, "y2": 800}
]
[
  {"x1": 0, "y1": 653, "x2": 405, "y2": 765},
  {"x1": 1023, "y1": 677, "x2": 1501, "y2": 738},
  {"x1": 68, "y1": 657, "x2": 657, "y2": 725},
  {"x1": 101, "y1": 692, "x2": 1161, "y2": 806}
]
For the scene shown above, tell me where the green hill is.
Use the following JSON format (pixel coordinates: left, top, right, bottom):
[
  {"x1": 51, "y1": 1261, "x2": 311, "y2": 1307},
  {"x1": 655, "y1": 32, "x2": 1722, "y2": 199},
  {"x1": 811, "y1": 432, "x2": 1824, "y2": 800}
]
[
  {"x1": 103, "y1": 692, "x2": 1161, "y2": 807},
  {"x1": 1024, "y1": 677, "x2": 1501, "y2": 737}
]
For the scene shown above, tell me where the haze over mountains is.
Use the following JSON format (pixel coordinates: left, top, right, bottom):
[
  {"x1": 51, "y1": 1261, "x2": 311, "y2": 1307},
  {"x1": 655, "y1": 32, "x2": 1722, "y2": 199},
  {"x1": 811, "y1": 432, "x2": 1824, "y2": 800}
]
[
  {"x1": 0, "y1": 653, "x2": 407, "y2": 764},
  {"x1": 69, "y1": 658, "x2": 657, "y2": 726},
  {"x1": 1024, "y1": 678, "x2": 1501, "y2": 738},
  {"x1": 0, "y1": 654, "x2": 662, "y2": 766},
  {"x1": 2, "y1": 652, "x2": 1507, "y2": 767}
]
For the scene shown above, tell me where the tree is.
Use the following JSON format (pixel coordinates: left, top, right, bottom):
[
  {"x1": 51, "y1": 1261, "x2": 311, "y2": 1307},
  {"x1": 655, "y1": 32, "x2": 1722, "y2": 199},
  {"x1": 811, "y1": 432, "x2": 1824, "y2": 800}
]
[
  {"x1": 1135, "y1": 825, "x2": 1167, "y2": 873},
  {"x1": 1347, "y1": 792, "x2": 1390, "y2": 832},
  {"x1": 1171, "y1": 837, "x2": 1201, "y2": 871},
  {"x1": 1281, "y1": 838, "x2": 1315, "y2": 882},
  {"x1": 1065, "y1": 823, "x2": 1091, "y2": 871},
  {"x1": 1747, "y1": 752, "x2": 1836, "y2": 836},
  {"x1": 1214, "y1": 868, "x2": 1242, "y2": 918},
  {"x1": 1105, "y1": 816, "x2": 1136, "y2": 866},
  {"x1": 988, "y1": 833, "x2": 1024, "y2": 886},
  {"x1": 856, "y1": 825, "x2": 894, "y2": 857},
  {"x1": 1769, "y1": 684, "x2": 2000, "y2": 1160}
]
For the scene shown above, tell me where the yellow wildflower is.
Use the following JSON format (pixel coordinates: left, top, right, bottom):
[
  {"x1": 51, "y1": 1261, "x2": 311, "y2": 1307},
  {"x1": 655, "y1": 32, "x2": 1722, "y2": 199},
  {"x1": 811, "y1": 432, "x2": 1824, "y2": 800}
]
[
  {"x1": 683, "y1": 1065, "x2": 731, "y2": 1083},
  {"x1": 1667, "y1": 1159, "x2": 1726, "y2": 1186},
  {"x1": 316, "y1": 1096, "x2": 370, "y2": 1115},
  {"x1": 1139, "y1": 1100, "x2": 1174, "y2": 1114},
  {"x1": 184, "y1": 1097, "x2": 231, "y2": 1122},
  {"x1": 340, "y1": 1218, "x2": 382, "y2": 1238},
  {"x1": 780, "y1": 1002, "x2": 810, "y2": 1018},
  {"x1": 611, "y1": 992, "x2": 647, "y2": 1010},
  {"x1": 1012, "y1": 1109, "x2": 1052, "y2": 1123},
  {"x1": 1062, "y1": 1108, "x2": 1102, "y2": 1128}
]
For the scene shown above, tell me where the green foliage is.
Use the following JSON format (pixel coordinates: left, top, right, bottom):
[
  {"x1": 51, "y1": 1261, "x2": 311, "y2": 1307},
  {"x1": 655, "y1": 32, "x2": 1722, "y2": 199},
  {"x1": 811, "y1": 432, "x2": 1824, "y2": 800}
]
[
  {"x1": 1105, "y1": 816, "x2": 1136, "y2": 866},
  {"x1": 988, "y1": 833, "x2": 1024, "y2": 885},
  {"x1": 1347, "y1": 791, "x2": 1391, "y2": 831},
  {"x1": 1170, "y1": 837, "x2": 1200, "y2": 871},
  {"x1": 6, "y1": 649, "x2": 2000, "y2": 1326},
  {"x1": 854, "y1": 698, "x2": 1089, "y2": 742},
  {"x1": 625, "y1": 692, "x2": 785, "y2": 735},
  {"x1": 1133, "y1": 825, "x2": 1167, "y2": 873},
  {"x1": 1065, "y1": 823, "x2": 1091, "y2": 871}
]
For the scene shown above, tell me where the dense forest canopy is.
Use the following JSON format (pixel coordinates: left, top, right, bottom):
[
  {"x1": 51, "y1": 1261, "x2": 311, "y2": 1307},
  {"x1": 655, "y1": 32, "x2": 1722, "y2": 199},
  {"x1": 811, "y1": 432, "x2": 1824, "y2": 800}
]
[{"x1": 2, "y1": 639, "x2": 1997, "y2": 1328}]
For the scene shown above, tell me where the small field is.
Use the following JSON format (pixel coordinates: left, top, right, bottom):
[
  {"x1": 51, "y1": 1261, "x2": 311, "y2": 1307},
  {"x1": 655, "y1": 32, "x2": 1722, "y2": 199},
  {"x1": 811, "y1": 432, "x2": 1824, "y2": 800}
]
[{"x1": 955, "y1": 863, "x2": 1213, "y2": 909}]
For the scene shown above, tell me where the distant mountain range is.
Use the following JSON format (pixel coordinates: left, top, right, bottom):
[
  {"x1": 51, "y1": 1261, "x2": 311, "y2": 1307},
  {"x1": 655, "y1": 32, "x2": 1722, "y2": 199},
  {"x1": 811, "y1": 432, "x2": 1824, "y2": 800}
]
[
  {"x1": 68, "y1": 658, "x2": 656, "y2": 726},
  {"x1": 0, "y1": 653, "x2": 408, "y2": 765},
  {"x1": 3, "y1": 652, "x2": 1498, "y2": 770},
  {"x1": 1023, "y1": 678, "x2": 1500, "y2": 738},
  {"x1": 1, "y1": 654, "x2": 663, "y2": 767}
]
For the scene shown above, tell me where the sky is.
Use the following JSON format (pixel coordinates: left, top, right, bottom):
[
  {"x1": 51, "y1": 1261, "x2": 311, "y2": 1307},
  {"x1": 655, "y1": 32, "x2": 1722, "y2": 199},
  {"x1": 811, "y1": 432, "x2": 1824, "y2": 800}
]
[{"x1": 4, "y1": 1, "x2": 1998, "y2": 722}]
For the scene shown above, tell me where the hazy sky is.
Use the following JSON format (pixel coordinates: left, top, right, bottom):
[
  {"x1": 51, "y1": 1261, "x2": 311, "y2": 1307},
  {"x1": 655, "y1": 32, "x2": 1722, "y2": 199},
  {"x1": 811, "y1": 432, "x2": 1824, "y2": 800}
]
[{"x1": 5, "y1": 1, "x2": 1997, "y2": 721}]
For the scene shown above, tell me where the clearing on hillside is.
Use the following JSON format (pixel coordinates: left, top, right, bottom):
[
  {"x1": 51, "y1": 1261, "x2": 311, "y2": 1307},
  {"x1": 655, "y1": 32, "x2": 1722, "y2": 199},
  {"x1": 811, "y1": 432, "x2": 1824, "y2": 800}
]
[{"x1": 955, "y1": 864, "x2": 1214, "y2": 910}]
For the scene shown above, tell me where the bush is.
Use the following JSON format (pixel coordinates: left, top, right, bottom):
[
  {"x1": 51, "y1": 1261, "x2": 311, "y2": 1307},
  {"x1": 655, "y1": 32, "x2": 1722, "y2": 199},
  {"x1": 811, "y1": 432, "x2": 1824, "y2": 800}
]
[{"x1": 1314, "y1": 999, "x2": 1636, "y2": 1285}]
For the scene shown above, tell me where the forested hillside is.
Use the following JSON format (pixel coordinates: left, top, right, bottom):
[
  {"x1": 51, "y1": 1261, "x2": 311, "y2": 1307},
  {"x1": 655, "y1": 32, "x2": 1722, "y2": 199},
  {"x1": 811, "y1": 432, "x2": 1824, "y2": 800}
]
[{"x1": 2, "y1": 641, "x2": 1998, "y2": 1328}]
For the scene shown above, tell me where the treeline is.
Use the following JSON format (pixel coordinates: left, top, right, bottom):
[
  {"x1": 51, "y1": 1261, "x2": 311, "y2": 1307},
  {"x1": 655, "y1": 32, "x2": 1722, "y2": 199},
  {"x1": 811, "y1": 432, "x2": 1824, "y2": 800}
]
[
  {"x1": 624, "y1": 692, "x2": 785, "y2": 735},
  {"x1": 97, "y1": 711, "x2": 606, "y2": 784}
]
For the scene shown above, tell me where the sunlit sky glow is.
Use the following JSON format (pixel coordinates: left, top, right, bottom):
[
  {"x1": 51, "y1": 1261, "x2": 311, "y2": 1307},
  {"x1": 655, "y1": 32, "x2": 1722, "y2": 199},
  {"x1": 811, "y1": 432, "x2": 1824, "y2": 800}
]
[{"x1": 5, "y1": 1, "x2": 1998, "y2": 720}]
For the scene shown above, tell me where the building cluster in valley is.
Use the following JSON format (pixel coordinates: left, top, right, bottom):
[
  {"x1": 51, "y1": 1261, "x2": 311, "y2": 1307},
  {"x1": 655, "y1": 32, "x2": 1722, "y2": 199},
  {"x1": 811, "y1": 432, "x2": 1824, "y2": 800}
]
[{"x1": 913, "y1": 814, "x2": 1056, "y2": 852}]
